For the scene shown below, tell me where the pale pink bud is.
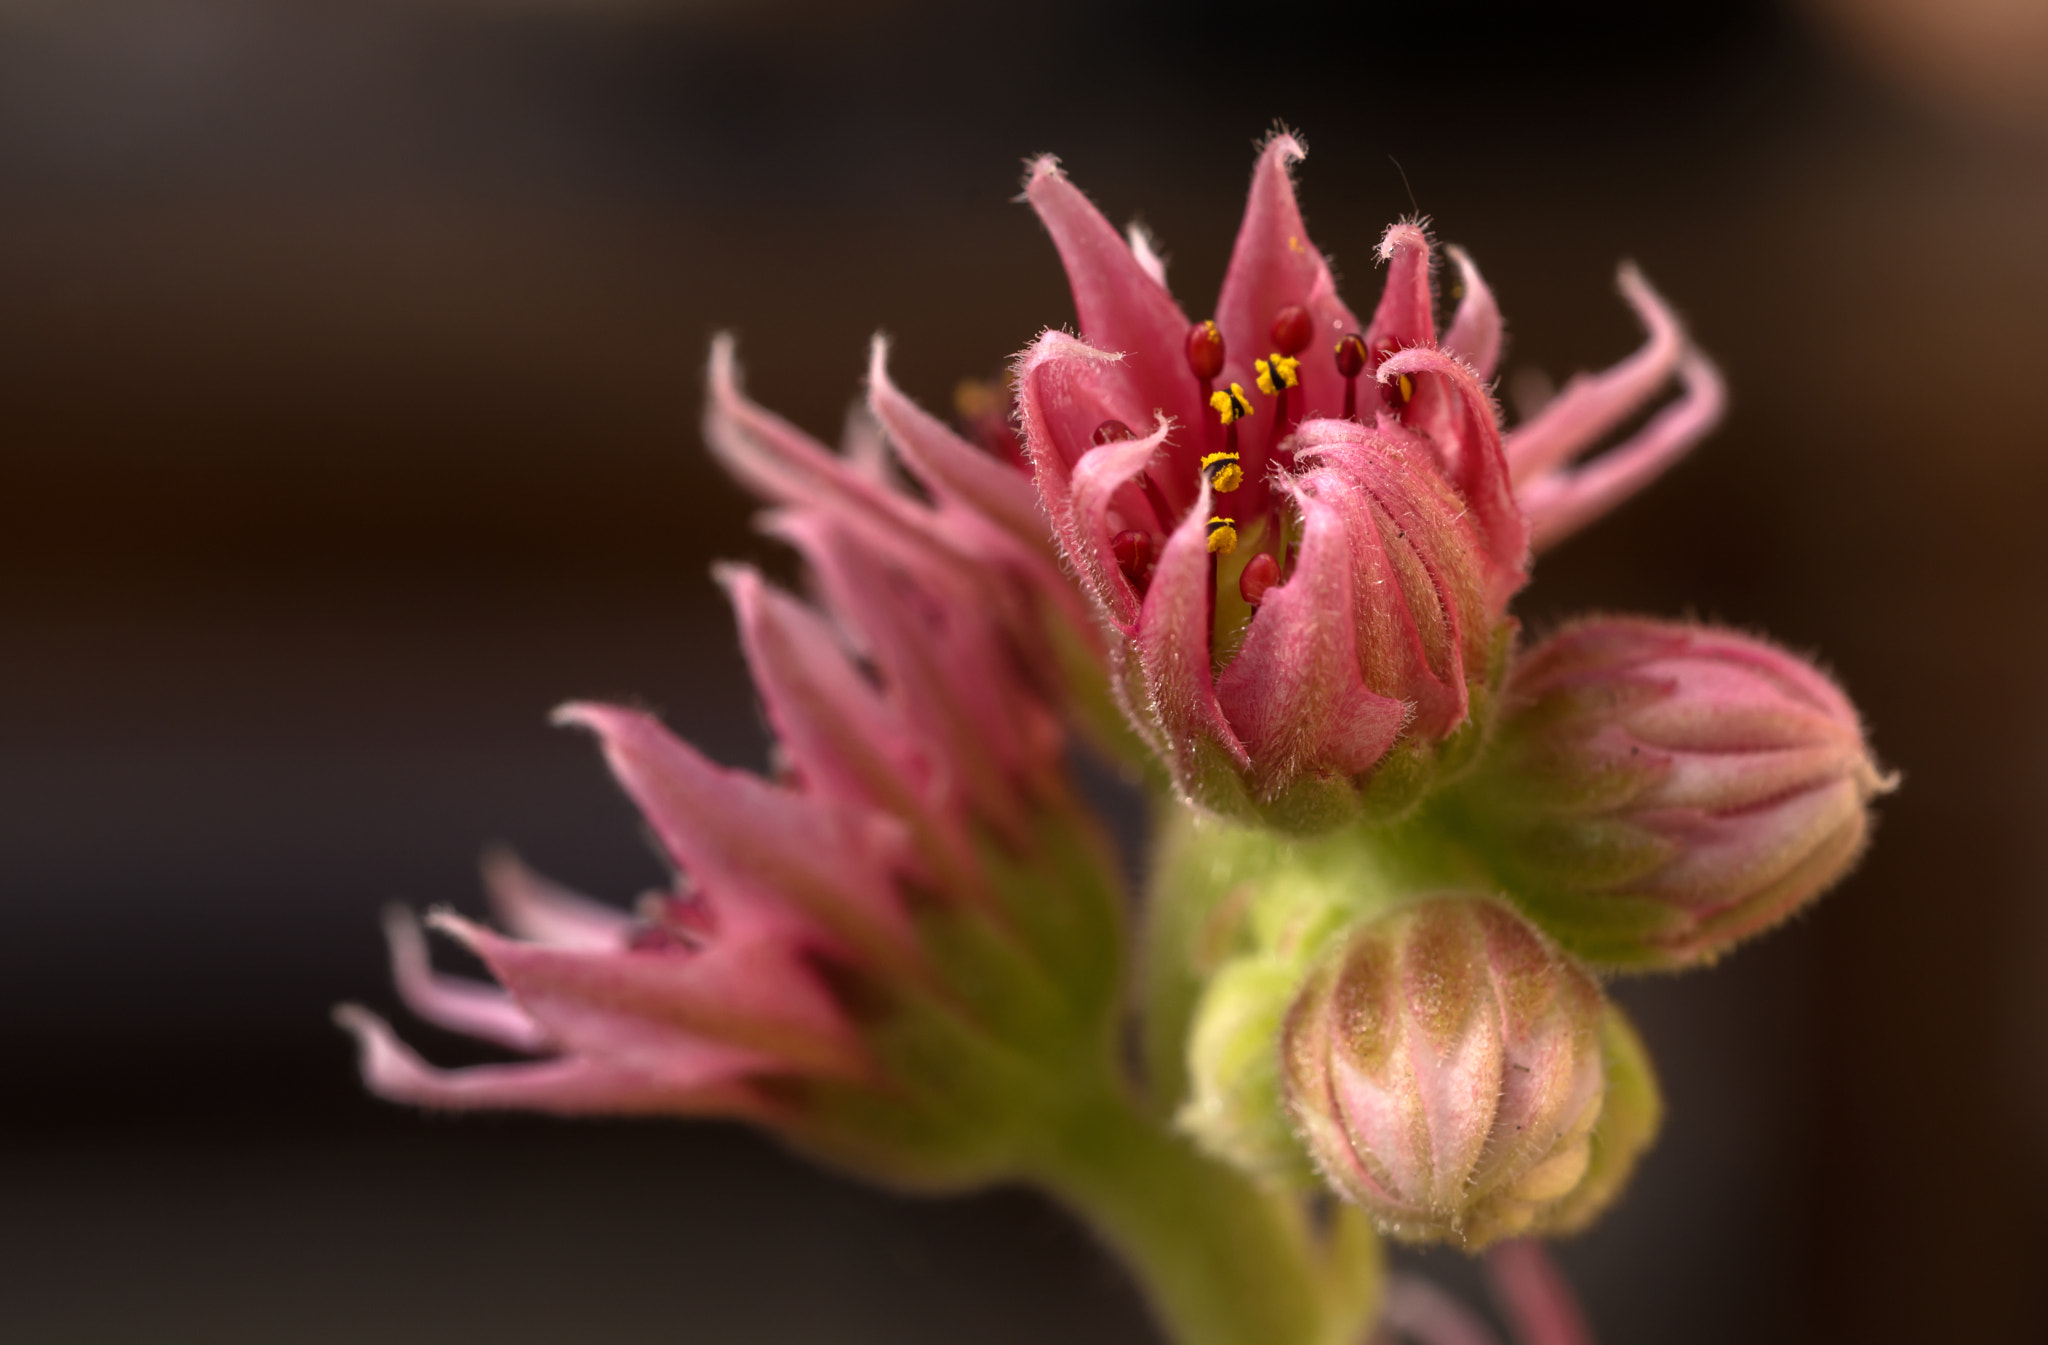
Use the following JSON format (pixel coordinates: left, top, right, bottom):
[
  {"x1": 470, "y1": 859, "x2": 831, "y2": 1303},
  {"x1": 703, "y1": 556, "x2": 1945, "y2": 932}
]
[
  {"x1": 1280, "y1": 896, "x2": 1612, "y2": 1247},
  {"x1": 1466, "y1": 617, "x2": 1894, "y2": 968}
]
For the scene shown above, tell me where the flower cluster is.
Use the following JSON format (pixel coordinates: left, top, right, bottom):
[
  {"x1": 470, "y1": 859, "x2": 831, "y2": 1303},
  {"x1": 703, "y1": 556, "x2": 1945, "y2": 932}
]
[
  {"x1": 337, "y1": 131, "x2": 1886, "y2": 1345},
  {"x1": 339, "y1": 341, "x2": 1133, "y2": 1190}
]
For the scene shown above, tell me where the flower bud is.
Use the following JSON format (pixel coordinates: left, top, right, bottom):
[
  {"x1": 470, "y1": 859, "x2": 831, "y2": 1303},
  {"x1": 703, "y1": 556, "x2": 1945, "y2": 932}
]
[
  {"x1": 1179, "y1": 955, "x2": 1317, "y2": 1180},
  {"x1": 1460, "y1": 617, "x2": 1893, "y2": 968},
  {"x1": 1280, "y1": 896, "x2": 1615, "y2": 1247}
]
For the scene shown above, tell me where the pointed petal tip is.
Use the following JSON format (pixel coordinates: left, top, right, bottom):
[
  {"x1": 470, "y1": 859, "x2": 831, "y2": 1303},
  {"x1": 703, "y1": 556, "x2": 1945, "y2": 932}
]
[
  {"x1": 332, "y1": 1001, "x2": 379, "y2": 1038},
  {"x1": 1378, "y1": 220, "x2": 1431, "y2": 263},
  {"x1": 1022, "y1": 153, "x2": 1064, "y2": 195},
  {"x1": 1615, "y1": 262, "x2": 1682, "y2": 341},
  {"x1": 1258, "y1": 126, "x2": 1306, "y2": 165},
  {"x1": 332, "y1": 1003, "x2": 430, "y2": 1098},
  {"x1": 380, "y1": 902, "x2": 430, "y2": 971},
  {"x1": 549, "y1": 699, "x2": 615, "y2": 733},
  {"x1": 710, "y1": 559, "x2": 754, "y2": 597},
  {"x1": 423, "y1": 906, "x2": 491, "y2": 950},
  {"x1": 707, "y1": 330, "x2": 738, "y2": 384}
]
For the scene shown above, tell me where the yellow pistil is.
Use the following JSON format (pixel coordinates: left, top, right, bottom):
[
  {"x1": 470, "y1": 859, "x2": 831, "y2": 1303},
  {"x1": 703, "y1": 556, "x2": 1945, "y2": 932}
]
[
  {"x1": 1205, "y1": 516, "x2": 1238, "y2": 555},
  {"x1": 1209, "y1": 383, "x2": 1253, "y2": 424},
  {"x1": 1254, "y1": 353, "x2": 1301, "y2": 396},
  {"x1": 1200, "y1": 450, "x2": 1244, "y2": 493}
]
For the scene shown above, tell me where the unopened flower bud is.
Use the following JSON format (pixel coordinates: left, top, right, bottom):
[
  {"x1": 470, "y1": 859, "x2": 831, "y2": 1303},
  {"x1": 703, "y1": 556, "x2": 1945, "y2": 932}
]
[
  {"x1": 1459, "y1": 618, "x2": 1894, "y2": 969},
  {"x1": 1180, "y1": 956, "x2": 1318, "y2": 1180},
  {"x1": 1280, "y1": 896, "x2": 1616, "y2": 1247}
]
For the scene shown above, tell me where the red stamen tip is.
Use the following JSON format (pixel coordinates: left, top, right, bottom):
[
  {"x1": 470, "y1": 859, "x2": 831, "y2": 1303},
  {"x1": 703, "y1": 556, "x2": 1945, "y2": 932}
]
[
  {"x1": 1239, "y1": 552, "x2": 1280, "y2": 607},
  {"x1": 1092, "y1": 419, "x2": 1136, "y2": 445},
  {"x1": 1334, "y1": 332, "x2": 1368, "y2": 378},
  {"x1": 1381, "y1": 368, "x2": 1415, "y2": 409},
  {"x1": 1111, "y1": 529, "x2": 1155, "y2": 587},
  {"x1": 1270, "y1": 305, "x2": 1313, "y2": 357},
  {"x1": 1186, "y1": 320, "x2": 1225, "y2": 381}
]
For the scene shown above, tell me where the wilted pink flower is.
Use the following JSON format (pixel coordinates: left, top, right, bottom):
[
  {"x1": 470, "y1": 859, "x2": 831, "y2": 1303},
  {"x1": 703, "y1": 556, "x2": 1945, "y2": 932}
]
[
  {"x1": 702, "y1": 332, "x2": 1129, "y2": 757},
  {"x1": 1456, "y1": 617, "x2": 1894, "y2": 968},
  {"x1": 1016, "y1": 133, "x2": 1722, "y2": 826},
  {"x1": 338, "y1": 411, "x2": 1125, "y2": 1180},
  {"x1": 1280, "y1": 895, "x2": 1650, "y2": 1247},
  {"x1": 1375, "y1": 1239, "x2": 1595, "y2": 1345}
]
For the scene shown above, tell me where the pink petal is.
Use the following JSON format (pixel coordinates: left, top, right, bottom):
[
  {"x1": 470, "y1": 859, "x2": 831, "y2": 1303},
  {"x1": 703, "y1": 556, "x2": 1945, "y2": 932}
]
[
  {"x1": 1136, "y1": 480, "x2": 1253, "y2": 805},
  {"x1": 1015, "y1": 329, "x2": 1183, "y2": 590},
  {"x1": 704, "y1": 334, "x2": 927, "y2": 534},
  {"x1": 1023, "y1": 156, "x2": 1203, "y2": 443},
  {"x1": 381, "y1": 905, "x2": 553, "y2": 1053},
  {"x1": 552, "y1": 702, "x2": 915, "y2": 966},
  {"x1": 766, "y1": 509, "x2": 1057, "y2": 845},
  {"x1": 1298, "y1": 447, "x2": 1472, "y2": 741},
  {"x1": 1634, "y1": 777, "x2": 1868, "y2": 914},
  {"x1": 1364, "y1": 222, "x2": 1436, "y2": 355},
  {"x1": 1381, "y1": 1273, "x2": 1506, "y2": 1345},
  {"x1": 1484, "y1": 1240, "x2": 1595, "y2": 1345},
  {"x1": 1216, "y1": 484, "x2": 1407, "y2": 791},
  {"x1": 721, "y1": 563, "x2": 933, "y2": 816},
  {"x1": 1519, "y1": 351, "x2": 1726, "y2": 553},
  {"x1": 334, "y1": 1006, "x2": 762, "y2": 1116},
  {"x1": 1441, "y1": 245, "x2": 1504, "y2": 382},
  {"x1": 1214, "y1": 131, "x2": 1363, "y2": 428},
  {"x1": 839, "y1": 401, "x2": 899, "y2": 489},
  {"x1": 1503, "y1": 264, "x2": 1686, "y2": 487},
  {"x1": 432, "y1": 912, "x2": 863, "y2": 1079},
  {"x1": 480, "y1": 848, "x2": 632, "y2": 950},
  {"x1": 1068, "y1": 416, "x2": 1175, "y2": 632},
  {"x1": 1377, "y1": 347, "x2": 1530, "y2": 610},
  {"x1": 866, "y1": 336, "x2": 1049, "y2": 551}
]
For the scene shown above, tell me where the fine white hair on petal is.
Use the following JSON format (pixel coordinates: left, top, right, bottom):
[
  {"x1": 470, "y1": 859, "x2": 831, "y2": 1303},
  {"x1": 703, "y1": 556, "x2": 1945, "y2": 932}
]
[{"x1": 1126, "y1": 220, "x2": 1169, "y2": 287}]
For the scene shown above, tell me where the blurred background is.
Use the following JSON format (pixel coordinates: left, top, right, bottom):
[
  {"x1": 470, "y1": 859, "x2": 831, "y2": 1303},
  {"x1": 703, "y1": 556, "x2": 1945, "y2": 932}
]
[{"x1": 2, "y1": 0, "x2": 2044, "y2": 1341}]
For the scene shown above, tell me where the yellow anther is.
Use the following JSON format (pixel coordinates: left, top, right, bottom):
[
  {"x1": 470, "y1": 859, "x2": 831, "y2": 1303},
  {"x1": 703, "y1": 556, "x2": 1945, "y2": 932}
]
[
  {"x1": 1200, "y1": 451, "x2": 1244, "y2": 493},
  {"x1": 1209, "y1": 383, "x2": 1253, "y2": 424},
  {"x1": 1205, "y1": 516, "x2": 1239, "y2": 555},
  {"x1": 1254, "y1": 354, "x2": 1301, "y2": 396}
]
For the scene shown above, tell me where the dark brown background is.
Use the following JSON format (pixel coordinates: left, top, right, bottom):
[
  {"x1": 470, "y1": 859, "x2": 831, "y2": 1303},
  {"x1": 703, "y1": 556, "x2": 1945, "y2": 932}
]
[{"x1": 3, "y1": 1, "x2": 2044, "y2": 1341}]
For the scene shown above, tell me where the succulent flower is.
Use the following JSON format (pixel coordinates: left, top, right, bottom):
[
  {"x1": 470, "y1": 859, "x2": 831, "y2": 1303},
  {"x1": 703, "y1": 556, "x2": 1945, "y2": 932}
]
[
  {"x1": 1017, "y1": 132, "x2": 1722, "y2": 829},
  {"x1": 338, "y1": 376, "x2": 1133, "y2": 1185},
  {"x1": 1279, "y1": 895, "x2": 1653, "y2": 1247},
  {"x1": 1449, "y1": 617, "x2": 1894, "y2": 968}
]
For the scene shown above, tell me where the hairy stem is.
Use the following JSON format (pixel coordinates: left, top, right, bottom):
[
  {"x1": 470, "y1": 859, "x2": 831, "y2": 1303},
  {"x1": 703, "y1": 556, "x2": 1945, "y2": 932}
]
[{"x1": 1027, "y1": 1087, "x2": 1380, "y2": 1345}]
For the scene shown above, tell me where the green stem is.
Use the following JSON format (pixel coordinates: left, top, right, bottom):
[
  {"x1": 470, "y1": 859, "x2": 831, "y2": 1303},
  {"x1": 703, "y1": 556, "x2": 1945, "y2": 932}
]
[{"x1": 1026, "y1": 1087, "x2": 1378, "y2": 1345}]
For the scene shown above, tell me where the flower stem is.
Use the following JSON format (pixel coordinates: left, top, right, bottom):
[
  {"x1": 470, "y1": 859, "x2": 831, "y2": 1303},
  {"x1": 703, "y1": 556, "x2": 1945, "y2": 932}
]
[{"x1": 1026, "y1": 1086, "x2": 1379, "y2": 1345}]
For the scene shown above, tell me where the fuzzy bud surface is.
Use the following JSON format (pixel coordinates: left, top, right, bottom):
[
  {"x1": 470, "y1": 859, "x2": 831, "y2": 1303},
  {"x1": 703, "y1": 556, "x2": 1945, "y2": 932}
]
[
  {"x1": 1460, "y1": 617, "x2": 1893, "y2": 968},
  {"x1": 1280, "y1": 896, "x2": 1616, "y2": 1246}
]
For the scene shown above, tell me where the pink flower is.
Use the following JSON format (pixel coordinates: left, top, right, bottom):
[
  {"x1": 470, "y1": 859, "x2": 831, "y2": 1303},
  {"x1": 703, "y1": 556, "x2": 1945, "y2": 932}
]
[
  {"x1": 1016, "y1": 133, "x2": 1722, "y2": 826},
  {"x1": 337, "y1": 369, "x2": 1127, "y2": 1177},
  {"x1": 1451, "y1": 617, "x2": 1895, "y2": 968}
]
